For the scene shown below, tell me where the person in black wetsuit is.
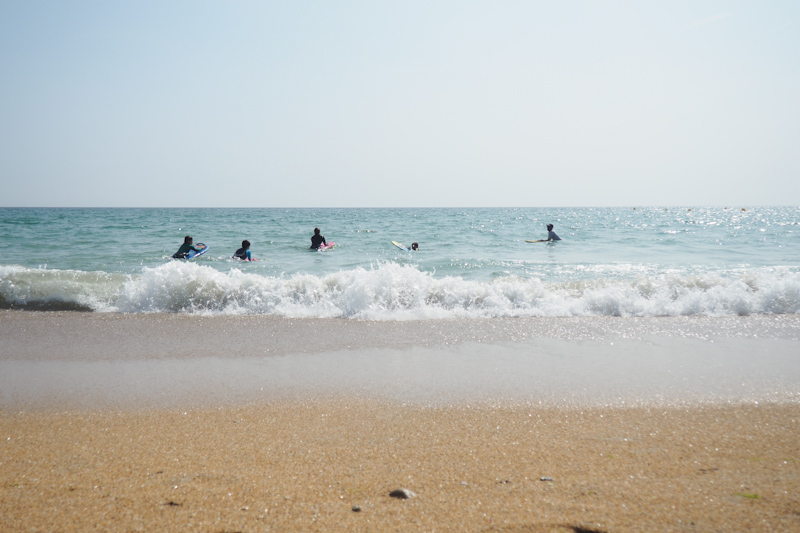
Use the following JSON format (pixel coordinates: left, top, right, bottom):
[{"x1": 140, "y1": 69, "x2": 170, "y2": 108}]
[
  {"x1": 233, "y1": 239, "x2": 252, "y2": 261},
  {"x1": 172, "y1": 236, "x2": 201, "y2": 258},
  {"x1": 310, "y1": 228, "x2": 326, "y2": 249},
  {"x1": 411, "y1": 242, "x2": 419, "y2": 251}
]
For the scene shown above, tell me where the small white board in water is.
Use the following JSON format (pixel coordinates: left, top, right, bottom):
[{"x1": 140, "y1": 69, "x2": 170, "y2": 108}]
[{"x1": 392, "y1": 241, "x2": 410, "y2": 251}]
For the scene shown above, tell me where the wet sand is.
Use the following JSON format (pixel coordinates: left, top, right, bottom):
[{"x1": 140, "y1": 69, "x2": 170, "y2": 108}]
[{"x1": 1, "y1": 311, "x2": 800, "y2": 531}]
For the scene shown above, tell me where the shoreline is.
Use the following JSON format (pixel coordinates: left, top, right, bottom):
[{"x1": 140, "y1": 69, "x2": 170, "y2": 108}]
[
  {"x1": 2, "y1": 310, "x2": 799, "y2": 410},
  {"x1": 3, "y1": 310, "x2": 799, "y2": 360}
]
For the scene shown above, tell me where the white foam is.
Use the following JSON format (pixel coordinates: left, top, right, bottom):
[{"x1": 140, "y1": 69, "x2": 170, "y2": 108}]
[
  {"x1": 0, "y1": 265, "x2": 125, "y2": 312},
  {"x1": 2, "y1": 262, "x2": 800, "y2": 318}
]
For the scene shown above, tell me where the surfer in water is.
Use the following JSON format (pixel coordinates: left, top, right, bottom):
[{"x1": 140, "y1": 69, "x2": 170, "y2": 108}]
[
  {"x1": 528, "y1": 224, "x2": 562, "y2": 243},
  {"x1": 233, "y1": 239, "x2": 253, "y2": 261},
  {"x1": 172, "y1": 236, "x2": 202, "y2": 259},
  {"x1": 411, "y1": 242, "x2": 419, "y2": 250},
  {"x1": 310, "y1": 228, "x2": 327, "y2": 250},
  {"x1": 545, "y1": 224, "x2": 562, "y2": 241}
]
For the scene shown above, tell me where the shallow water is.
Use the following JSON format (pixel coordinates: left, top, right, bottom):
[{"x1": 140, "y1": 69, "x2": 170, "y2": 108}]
[
  {"x1": 7, "y1": 338, "x2": 800, "y2": 408},
  {"x1": 1, "y1": 313, "x2": 798, "y2": 409}
]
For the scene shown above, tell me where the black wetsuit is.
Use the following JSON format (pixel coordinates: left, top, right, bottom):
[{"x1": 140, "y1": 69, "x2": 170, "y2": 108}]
[
  {"x1": 310, "y1": 234, "x2": 326, "y2": 249},
  {"x1": 233, "y1": 247, "x2": 250, "y2": 260},
  {"x1": 172, "y1": 242, "x2": 198, "y2": 259}
]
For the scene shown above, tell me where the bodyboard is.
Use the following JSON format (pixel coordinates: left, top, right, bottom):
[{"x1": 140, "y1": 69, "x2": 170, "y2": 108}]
[{"x1": 187, "y1": 244, "x2": 208, "y2": 259}]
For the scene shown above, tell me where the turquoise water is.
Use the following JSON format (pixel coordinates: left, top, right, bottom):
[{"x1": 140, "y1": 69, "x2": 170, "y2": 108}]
[{"x1": 1, "y1": 207, "x2": 798, "y2": 317}]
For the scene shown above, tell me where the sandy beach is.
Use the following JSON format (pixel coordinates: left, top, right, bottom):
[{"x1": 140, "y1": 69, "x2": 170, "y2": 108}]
[{"x1": 2, "y1": 311, "x2": 799, "y2": 531}]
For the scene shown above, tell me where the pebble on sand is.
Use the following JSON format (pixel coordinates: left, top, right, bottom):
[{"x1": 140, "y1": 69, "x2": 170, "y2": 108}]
[{"x1": 389, "y1": 488, "x2": 417, "y2": 499}]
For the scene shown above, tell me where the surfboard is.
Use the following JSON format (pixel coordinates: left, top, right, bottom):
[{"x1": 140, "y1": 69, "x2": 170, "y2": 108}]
[
  {"x1": 187, "y1": 243, "x2": 208, "y2": 259},
  {"x1": 392, "y1": 241, "x2": 410, "y2": 251},
  {"x1": 525, "y1": 240, "x2": 546, "y2": 243},
  {"x1": 318, "y1": 242, "x2": 336, "y2": 251}
]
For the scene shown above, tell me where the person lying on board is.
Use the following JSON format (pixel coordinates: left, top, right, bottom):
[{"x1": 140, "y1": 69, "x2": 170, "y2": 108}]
[
  {"x1": 310, "y1": 228, "x2": 327, "y2": 250},
  {"x1": 172, "y1": 236, "x2": 203, "y2": 258},
  {"x1": 233, "y1": 239, "x2": 255, "y2": 261}
]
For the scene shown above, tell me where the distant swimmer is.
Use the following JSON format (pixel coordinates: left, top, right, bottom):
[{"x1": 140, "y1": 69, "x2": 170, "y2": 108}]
[
  {"x1": 546, "y1": 224, "x2": 562, "y2": 241},
  {"x1": 411, "y1": 242, "x2": 419, "y2": 251},
  {"x1": 233, "y1": 239, "x2": 255, "y2": 261},
  {"x1": 172, "y1": 235, "x2": 203, "y2": 258},
  {"x1": 310, "y1": 228, "x2": 327, "y2": 250},
  {"x1": 526, "y1": 224, "x2": 562, "y2": 243}
]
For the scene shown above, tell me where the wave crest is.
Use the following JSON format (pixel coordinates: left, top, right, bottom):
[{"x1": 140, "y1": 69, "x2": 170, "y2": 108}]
[{"x1": 2, "y1": 262, "x2": 799, "y2": 318}]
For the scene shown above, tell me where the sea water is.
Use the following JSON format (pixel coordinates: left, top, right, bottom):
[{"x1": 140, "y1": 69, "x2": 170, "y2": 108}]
[{"x1": 1, "y1": 207, "x2": 798, "y2": 318}]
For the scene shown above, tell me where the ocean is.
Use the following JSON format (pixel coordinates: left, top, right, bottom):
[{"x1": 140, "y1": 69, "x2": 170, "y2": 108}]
[{"x1": 1, "y1": 206, "x2": 798, "y2": 318}]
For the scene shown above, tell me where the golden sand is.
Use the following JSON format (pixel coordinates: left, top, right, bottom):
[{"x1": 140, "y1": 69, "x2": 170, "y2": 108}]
[{"x1": 2, "y1": 401, "x2": 798, "y2": 532}]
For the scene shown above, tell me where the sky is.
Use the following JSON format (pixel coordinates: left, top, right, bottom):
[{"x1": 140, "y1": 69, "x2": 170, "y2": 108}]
[{"x1": 1, "y1": 0, "x2": 798, "y2": 208}]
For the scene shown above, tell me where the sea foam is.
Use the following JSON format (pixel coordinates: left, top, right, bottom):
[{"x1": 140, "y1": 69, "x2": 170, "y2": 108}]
[{"x1": 2, "y1": 262, "x2": 799, "y2": 319}]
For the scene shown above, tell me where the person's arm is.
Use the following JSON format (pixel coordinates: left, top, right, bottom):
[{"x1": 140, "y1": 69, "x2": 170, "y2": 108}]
[{"x1": 322, "y1": 236, "x2": 327, "y2": 246}]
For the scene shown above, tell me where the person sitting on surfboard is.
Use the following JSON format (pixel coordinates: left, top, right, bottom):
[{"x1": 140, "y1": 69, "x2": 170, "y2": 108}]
[
  {"x1": 310, "y1": 228, "x2": 327, "y2": 250},
  {"x1": 411, "y1": 242, "x2": 419, "y2": 250},
  {"x1": 172, "y1": 236, "x2": 202, "y2": 259},
  {"x1": 233, "y1": 239, "x2": 253, "y2": 261}
]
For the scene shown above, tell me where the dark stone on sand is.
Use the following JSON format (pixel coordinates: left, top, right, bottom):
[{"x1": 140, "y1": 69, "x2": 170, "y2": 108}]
[
  {"x1": 389, "y1": 488, "x2": 416, "y2": 499},
  {"x1": 352, "y1": 505, "x2": 361, "y2": 512}
]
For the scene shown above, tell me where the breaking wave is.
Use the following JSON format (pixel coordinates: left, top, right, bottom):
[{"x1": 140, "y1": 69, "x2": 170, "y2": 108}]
[{"x1": 2, "y1": 262, "x2": 799, "y2": 319}]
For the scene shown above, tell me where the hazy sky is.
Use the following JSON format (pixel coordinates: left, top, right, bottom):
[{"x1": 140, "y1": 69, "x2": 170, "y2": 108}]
[{"x1": 1, "y1": 1, "x2": 798, "y2": 207}]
